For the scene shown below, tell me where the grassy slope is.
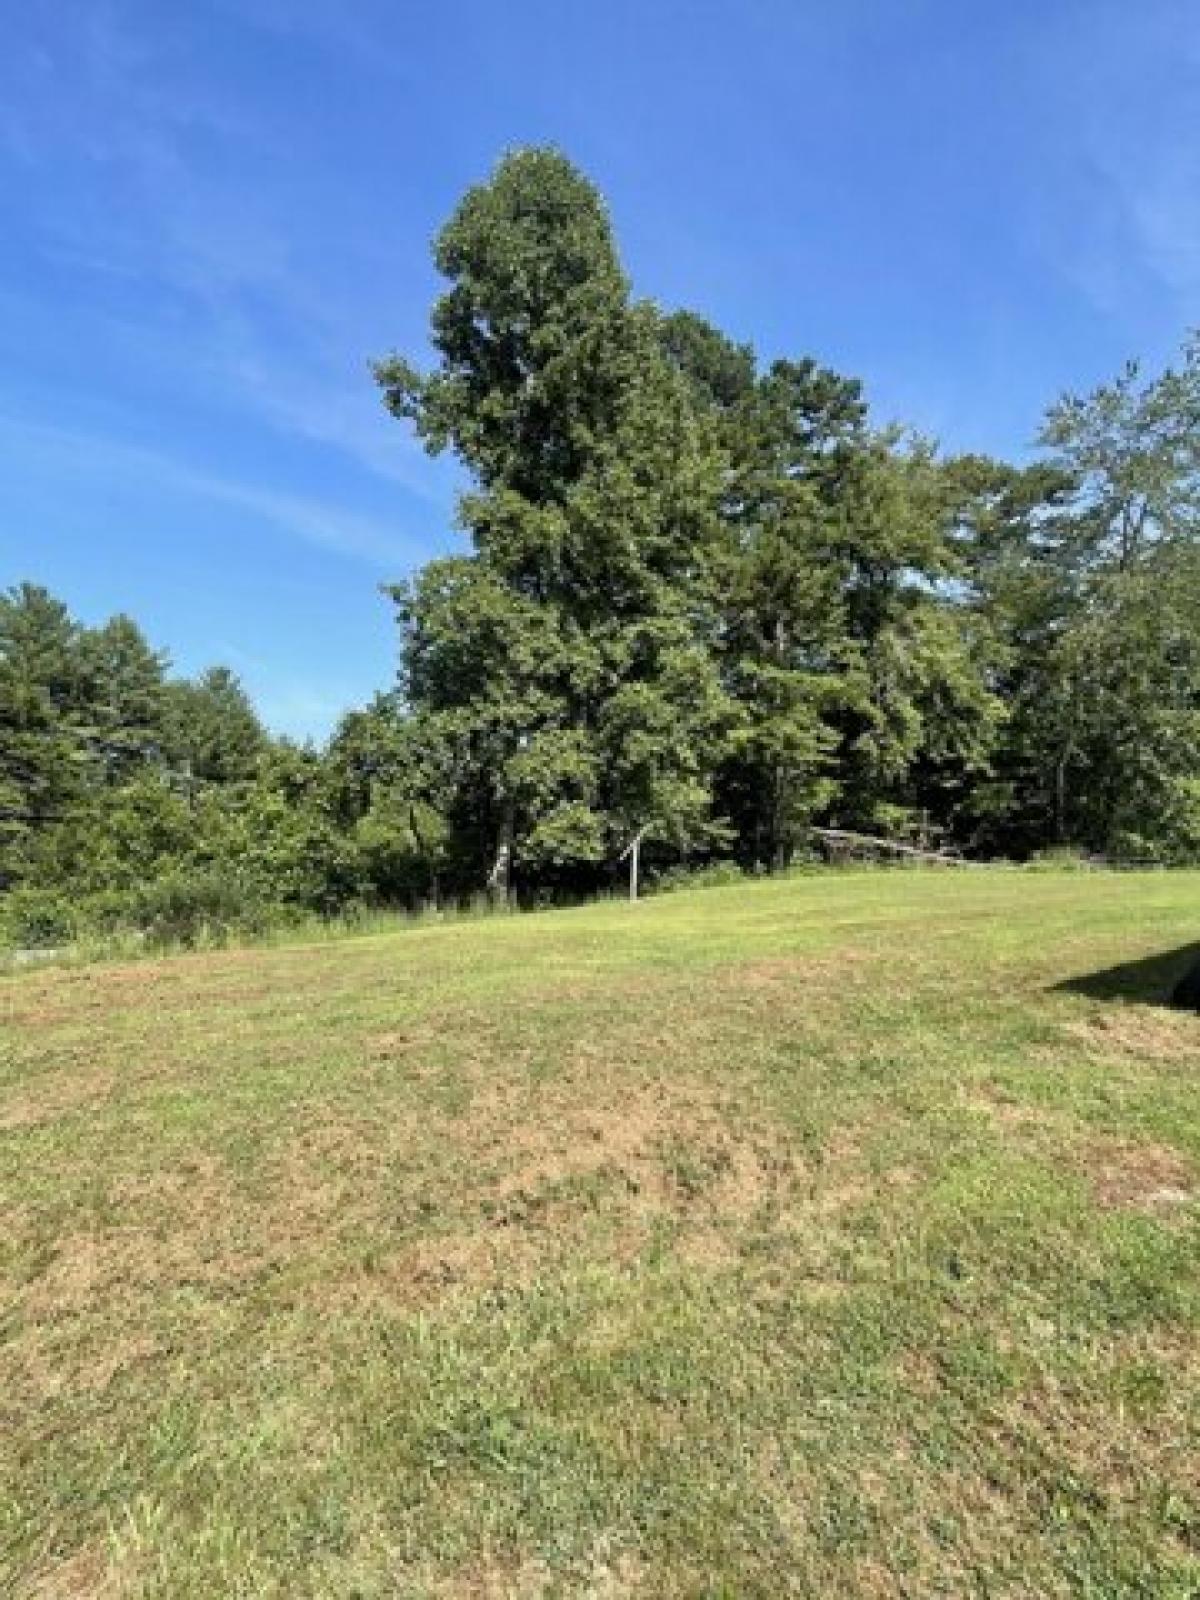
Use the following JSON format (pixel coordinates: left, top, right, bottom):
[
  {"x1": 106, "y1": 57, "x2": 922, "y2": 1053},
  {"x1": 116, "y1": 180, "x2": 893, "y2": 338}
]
[{"x1": 2, "y1": 870, "x2": 1199, "y2": 1598}]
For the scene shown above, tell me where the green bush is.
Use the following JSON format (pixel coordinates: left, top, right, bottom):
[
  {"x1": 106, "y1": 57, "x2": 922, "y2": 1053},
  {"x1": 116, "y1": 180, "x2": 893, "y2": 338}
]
[
  {"x1": 0, "y1": 887, "x2": 78, "y2": 949},
  {"x1": 129, "y1": 870, "x2": 277, "y2": 948},
  {"x1": 76, "y1": 889, "x2": 139, "y2": 938}
]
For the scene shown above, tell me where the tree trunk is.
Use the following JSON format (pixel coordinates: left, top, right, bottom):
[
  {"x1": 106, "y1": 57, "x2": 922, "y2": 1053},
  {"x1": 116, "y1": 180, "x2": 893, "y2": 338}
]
[
  {"x1": 409, "y1": 805, "x2": 439, "y2": 911},
  {"x1": 487, "y1": 800, "x2": 514, "y2": 906},
  {"x1": 1054, "y1": 744, "x2": 1072, "y2": 843}
]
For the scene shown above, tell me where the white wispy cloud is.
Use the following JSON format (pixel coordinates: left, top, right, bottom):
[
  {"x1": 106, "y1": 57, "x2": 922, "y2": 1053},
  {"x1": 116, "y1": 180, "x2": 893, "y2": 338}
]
[
  {"x1": 0, "y1": 414, "x2": 416, "y2": 568},
  {"x1": 4, "y1": 1, "x2": 446, "y2": 500},
  {"x1": 1026, "y1": 0, "x2": 1200, "y2": 320},
  {"x1": 219, "y1": 352, "x2": 450, "y2": 500}
]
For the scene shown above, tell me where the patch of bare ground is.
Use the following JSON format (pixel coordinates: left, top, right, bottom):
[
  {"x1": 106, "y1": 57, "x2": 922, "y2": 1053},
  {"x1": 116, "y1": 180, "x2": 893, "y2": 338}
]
[
  {"x1": 8, "y1": 1154, "x2": 254, "y2": 1404},
  {"x1": 995, "y1": 1372, "x2": 1196, "y2": 1525},
  {"x1": 2, "y1": 964, "x2": 178, "y2": 1029},
  {"x1": 26, "y1": 1542, "x2": 121, "y2": 1600},
  {"x1": 706, "y1": 949, "x2": 878, "y2": 1031},
  {"x1": 2, "y1": 942, "x2": 901, "y2": 1366},
  {"x1": 3, "y1": 947, "x2": 295, "y2": 1029},
  {"x1": 320, "y1": 1080, "x2": 806, "y2": 1309},
  {"x1": 320, "y1": 1066, "x2": 898, "y2": 1311},
  {"x1": 365, "y1": 1027, "x2": 427, "y2": 1058},
  {"x1": 5, "y1": 1074, "x2": 811, "y2": 1368},
  {"x1": 2, "y1": 995, "x2": 77, "y2": 1030},
  {"x1": 1082, "y1": 1135, "x2": 1194, "y2": 1214},
  {"x1": 346, "y1": 1232, "x2": 546, "y2": 1310},
  {"x1": 19, "y1": 1150, "x2": 260, "y2": 1310},
  {"x1": 477, "y1": 1073, "x2": 800, "y2": 1228},
  {"x1": 0, "y1": 1068, "x2": 118, "y2": 1131},
  {"x1": 420, "y1": 1557, "x2": 552, "y2": 1599},
  {"x1": 362, "y1": 1023, "x2": 459, "y2": 1078}
]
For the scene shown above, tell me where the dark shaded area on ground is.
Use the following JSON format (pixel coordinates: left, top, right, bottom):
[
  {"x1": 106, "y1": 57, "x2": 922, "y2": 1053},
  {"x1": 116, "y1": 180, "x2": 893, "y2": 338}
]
[{"x1": 1056, "y1": 943, "x2": 1200, "y2": 1007}]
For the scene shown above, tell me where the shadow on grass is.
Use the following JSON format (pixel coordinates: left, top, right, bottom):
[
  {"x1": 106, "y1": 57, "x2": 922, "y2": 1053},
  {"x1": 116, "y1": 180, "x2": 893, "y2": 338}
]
[{"x1": 1056, "y1": 943, "x2": 1200, "y2": 1006}]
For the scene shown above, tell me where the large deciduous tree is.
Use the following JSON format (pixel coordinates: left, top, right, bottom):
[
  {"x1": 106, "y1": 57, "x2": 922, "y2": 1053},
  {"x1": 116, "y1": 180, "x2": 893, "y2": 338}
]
[
  {"x1": 1039, "y1": 333, "x2": 1200, "y2": 572},
  {"x1": 376, "y1": 148, "x2": 732, "y2": 895},
  {"x1": 972, "y1": 331, "x2": 1200, "y2": 855}
]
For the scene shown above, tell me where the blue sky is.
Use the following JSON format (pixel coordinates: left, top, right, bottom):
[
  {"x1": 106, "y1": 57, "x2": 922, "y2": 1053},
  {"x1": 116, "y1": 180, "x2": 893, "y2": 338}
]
[{"x1": 3, "y1": 0, "x2": 1198, "y2": 739}]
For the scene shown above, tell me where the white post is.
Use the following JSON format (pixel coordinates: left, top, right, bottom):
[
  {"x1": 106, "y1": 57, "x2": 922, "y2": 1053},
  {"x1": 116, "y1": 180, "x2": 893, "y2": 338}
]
[{"x1": 620, "y1": 826, "x2": 648, "y2": 902}]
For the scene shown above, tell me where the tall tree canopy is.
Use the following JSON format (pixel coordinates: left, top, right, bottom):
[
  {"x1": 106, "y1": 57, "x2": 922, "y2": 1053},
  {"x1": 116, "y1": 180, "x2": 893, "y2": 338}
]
[
  {"x1": 376, "y1": 148, "x2": 732, "y2": 894},
  {"x1": 6, "y1": 152, "x2": 1200, "y2": 944}
]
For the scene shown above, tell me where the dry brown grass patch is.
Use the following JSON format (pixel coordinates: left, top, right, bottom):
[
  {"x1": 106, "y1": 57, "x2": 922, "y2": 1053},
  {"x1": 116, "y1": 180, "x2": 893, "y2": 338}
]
[
  {"x1": 0, "y1": 1068, "x2": 118, "y2": 1132},
  {"x1": 732, "y1": 948, "x2": 870, "y2": 990},
  {"x1": 422, "y1": 1545, "x2": 648, "y2": 1599},
  {"x1": 27, "y1": 1541, "x2": 122, "y2": 1600},
  {"x1": 1066, "y1": 1007, "x2": 1200, "y2": 1065},
  {"x1": 1081, "y1": 1135, "x2": 1194, "y2": 1214},
  {"x1": 307, "y1": 1075, "x2": 815, "y2": 1308},
  {"x1": 961, "y1": 1086, "x2": 1195, "y2": 1214},
  {"x1": 480, "y1": 1078, "x2": 795, "y2": 1231}
]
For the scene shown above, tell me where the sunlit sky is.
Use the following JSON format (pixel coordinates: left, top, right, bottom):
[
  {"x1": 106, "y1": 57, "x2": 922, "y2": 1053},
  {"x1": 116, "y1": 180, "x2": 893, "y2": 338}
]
[{"x1": 3, "y1": 0, "x2": 1198, "y2": 738}]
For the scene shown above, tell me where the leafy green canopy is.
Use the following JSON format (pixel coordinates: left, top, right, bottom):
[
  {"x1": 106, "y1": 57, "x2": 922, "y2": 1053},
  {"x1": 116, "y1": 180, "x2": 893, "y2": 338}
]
[
  {"x1": 6, "y1": 150, "x2": 1200, "y2": 932},
  {"x1": 377, "y1": 149, "x2": 733, "y2": 887}
]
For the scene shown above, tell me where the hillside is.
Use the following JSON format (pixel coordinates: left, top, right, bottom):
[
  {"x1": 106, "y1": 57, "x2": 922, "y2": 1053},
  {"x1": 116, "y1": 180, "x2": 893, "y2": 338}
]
[{"x1": 3, "y1": 871, "x2": 1199, "y2": 1596}]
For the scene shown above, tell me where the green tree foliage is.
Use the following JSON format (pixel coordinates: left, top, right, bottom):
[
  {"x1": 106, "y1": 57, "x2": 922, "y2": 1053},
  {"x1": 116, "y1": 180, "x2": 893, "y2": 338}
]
[
  {"x1": 76, "y1": 614, "x2": 169, "y2": 781},
  {"x1": 673, "y1": 329, "x2": 1005, "y2": 861},
  {"x1": 377, "y1": 148, "x2": 733, "y2": 894},
  {"x1": 37, "y1": 771, "x2": 195, "y2": 896},
  {"x1": 0, "y1": 584, "x2": 86, "y2": 881},
  {"x1": 1048, "y1": 548, "x2": 1200, "y2": 856},
  {"x1": 5, "y1": 154, "x2": 1200, "y2": 941},
  {"x1": 162, "y1": 666, "x2": 266, "y2": 784},
  {"x1": 327, "y1": 695, "x2": 452, "y2": 904},
  {"x1": 955, "y1": 339, "x2": 1200, "y2": 857},
  {"x1": 657, "y1": 309, "x2": 757, "y2": 417},
  {"x1": 1040, "y1": 333, "x2": 1200, "y2": 571},
  {"x1": 711, "y1": 353, "x2": 866, "y2": 864}
]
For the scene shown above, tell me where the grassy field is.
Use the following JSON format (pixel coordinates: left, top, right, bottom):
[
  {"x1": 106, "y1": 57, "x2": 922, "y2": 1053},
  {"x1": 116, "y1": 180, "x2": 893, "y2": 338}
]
[{"x1": 2, "y1": 870, "x2": 1199, "y2": 1598}]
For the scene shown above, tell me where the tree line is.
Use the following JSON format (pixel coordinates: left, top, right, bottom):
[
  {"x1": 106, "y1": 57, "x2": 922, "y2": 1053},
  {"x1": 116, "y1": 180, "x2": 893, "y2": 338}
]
[{"x1": 5, "y1": 148, "x2": 1200, "y2": 943}]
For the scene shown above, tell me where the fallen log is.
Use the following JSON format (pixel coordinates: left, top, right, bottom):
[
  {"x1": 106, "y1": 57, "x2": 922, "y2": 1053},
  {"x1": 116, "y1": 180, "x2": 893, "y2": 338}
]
[{"x1": 812, "y1": 827, "x2": 981, "y2": 867}]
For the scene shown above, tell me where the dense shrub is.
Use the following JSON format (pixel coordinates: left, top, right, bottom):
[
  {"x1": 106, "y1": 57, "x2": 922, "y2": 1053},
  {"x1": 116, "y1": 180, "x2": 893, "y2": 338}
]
[
  {"x1": 128, "y1": 869, "x2": 280, "y2": 948},
  {"x1": 75, "y1": 889, "x2": 139, "y2": 938},
  {"x1": 0, "y1": 887, "x2": 77, "y2": 948}
]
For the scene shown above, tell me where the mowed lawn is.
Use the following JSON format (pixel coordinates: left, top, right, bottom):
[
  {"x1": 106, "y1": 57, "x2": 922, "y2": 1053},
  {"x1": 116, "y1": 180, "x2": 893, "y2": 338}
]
[{"x1": 2, "y1": 873, "x2": 1199, "y2": 1598}]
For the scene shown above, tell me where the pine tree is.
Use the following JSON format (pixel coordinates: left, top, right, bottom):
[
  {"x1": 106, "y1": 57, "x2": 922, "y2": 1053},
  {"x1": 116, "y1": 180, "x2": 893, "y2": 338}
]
[
  {"x1": 162, "y1": 666, "x2": 267, "y2": 785},
  {"x1": 0, "y1": 584, "x2": 85, "y2": 880},
  {"x1": 77, "y1": 614, "x2": 169, "y2": 781}
]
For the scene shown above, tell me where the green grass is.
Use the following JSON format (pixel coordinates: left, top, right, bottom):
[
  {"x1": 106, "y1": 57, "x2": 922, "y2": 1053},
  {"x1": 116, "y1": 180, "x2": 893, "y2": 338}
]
[{"x1": 2, "y1": 869, "x2": 1199, "y2": 1597}]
